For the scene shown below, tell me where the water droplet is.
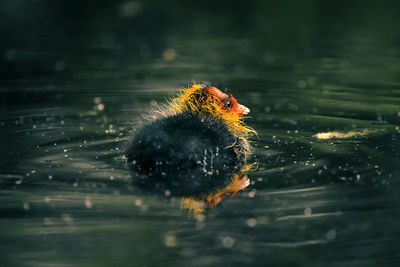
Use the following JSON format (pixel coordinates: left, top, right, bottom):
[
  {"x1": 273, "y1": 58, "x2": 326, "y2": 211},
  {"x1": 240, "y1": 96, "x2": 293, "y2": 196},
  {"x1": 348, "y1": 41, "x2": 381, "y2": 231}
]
[
  {"x1": 195, "y1": 214, "x2": 206, "y2": 222},
  {"x1": 97, "y1": 103, "x2": 105, "y2": 111},
  {"x1": 55, "y1": 60, "x2": 66, "y2": 71},
  {"x1": 135, "y1": 199, "x2": 142, "y2": 206},
  {"x1": 304, "y1": 207, "x2": 312, "y2": 216},
  {"x1": 61, "y1": 214, "x2": 73, "y2": 224},
  {"x1": 119, "y1": 1, "x2": 142, "y2": 18},
  {"x1": 5, "y1": 48, "x2": 16, "y2": 61},
  {"x1": 297, "y1": 80, "x2": 306, "y2": 89},
  {"x1": 221, "y1": 236, "x2": 235, "y2": 248},
  {"x1": 248, "y1": 191, "x2": 256, "y2": 198},
  {"x1": 246, "y1": 218, "x2": 257, "y2": 227},
  {"x1": 164, "y1": 233, "x2": 177, "y2": 247},
  {"x1": 23, "y1": 202, "x2": 30, "y2": 211},
  {"x1": 326, "y1": 229, "x2": 337, "y2": 240},
  {"x1": 43, "y1": 217, "x2": 53, "y2": 226},
  {"x1": 94, "y1": 97, "x2": 102, "y2": 104},
  {"x1": 85, "y1": 197, "x2": 93, "y2": 209},
  {"x1": 162, "y1": 48, "x2": 176, "y2": 61}
]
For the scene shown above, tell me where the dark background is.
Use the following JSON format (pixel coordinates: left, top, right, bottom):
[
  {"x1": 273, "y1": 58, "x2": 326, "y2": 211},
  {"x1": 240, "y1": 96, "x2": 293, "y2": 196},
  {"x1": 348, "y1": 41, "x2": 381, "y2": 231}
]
[
  {"x1": 2, "y1": 0, "x2": 399, "y2": 82},
  {"x1": 1, "y1": 1, "x2": 400, "y2": 266}
]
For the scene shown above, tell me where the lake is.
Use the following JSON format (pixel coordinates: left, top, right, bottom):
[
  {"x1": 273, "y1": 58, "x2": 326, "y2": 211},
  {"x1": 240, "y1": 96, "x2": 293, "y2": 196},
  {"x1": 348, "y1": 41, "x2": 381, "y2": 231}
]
[{"x1": 1, "y1": 1, "x2": 400, "y2": 266}]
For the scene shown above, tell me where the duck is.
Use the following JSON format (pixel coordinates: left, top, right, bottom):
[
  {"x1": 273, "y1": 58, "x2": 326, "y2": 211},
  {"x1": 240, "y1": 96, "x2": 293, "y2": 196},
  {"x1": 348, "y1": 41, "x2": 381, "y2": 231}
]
[{"x1": 126, "y1": 82, "x2": 256, "y2": 197}]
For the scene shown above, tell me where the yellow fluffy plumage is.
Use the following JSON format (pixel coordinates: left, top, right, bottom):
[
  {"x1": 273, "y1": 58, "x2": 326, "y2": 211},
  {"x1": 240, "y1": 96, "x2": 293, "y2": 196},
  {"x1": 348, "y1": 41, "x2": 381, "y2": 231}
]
[{"x1": 162, "y1": 83, "x2": 257, "y2": 158}]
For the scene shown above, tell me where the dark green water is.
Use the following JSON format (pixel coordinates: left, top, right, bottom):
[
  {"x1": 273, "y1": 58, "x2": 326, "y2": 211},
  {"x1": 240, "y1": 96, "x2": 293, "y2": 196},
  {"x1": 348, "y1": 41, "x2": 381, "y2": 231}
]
[{"x1": 1, "y1": 1, "x2": 400, "y2": 266}]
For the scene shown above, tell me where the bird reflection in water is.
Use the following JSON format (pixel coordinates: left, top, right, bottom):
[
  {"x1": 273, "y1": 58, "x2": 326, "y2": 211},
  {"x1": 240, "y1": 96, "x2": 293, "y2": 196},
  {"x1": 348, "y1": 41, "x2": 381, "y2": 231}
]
[
  {"x1": 129, "y1": 162, "x2": 253, "y2": 214},
  {"x1": 181, "y1": 165, "x2": 252, "y2": 214}
]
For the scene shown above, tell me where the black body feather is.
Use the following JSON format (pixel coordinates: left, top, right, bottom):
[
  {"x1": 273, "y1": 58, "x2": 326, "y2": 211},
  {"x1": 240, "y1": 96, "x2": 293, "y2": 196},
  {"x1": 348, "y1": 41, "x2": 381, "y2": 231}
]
[{"x1": 126, "y1": 113, "x2": 241, "y2": 196}]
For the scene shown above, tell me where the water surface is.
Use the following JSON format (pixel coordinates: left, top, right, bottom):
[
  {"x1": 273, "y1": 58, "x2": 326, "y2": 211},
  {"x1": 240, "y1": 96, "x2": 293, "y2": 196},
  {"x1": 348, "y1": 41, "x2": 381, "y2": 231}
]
[{"x1": 1, "y1": 1, "x2": 400, "y2": 266}]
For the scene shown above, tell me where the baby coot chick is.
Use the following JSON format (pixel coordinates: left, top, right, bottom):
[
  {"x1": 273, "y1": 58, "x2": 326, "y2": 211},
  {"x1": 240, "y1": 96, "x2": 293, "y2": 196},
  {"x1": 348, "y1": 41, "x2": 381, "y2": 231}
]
[{"x1": 126, "y1": 83, "x2": 255, "y2": 196}]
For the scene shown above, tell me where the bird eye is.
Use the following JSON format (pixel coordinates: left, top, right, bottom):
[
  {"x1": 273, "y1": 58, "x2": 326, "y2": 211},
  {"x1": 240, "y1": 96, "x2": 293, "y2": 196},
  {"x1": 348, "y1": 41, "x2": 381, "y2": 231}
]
[{"x1": 225, "y1": 100, "x2": 232, "y2": 109}]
